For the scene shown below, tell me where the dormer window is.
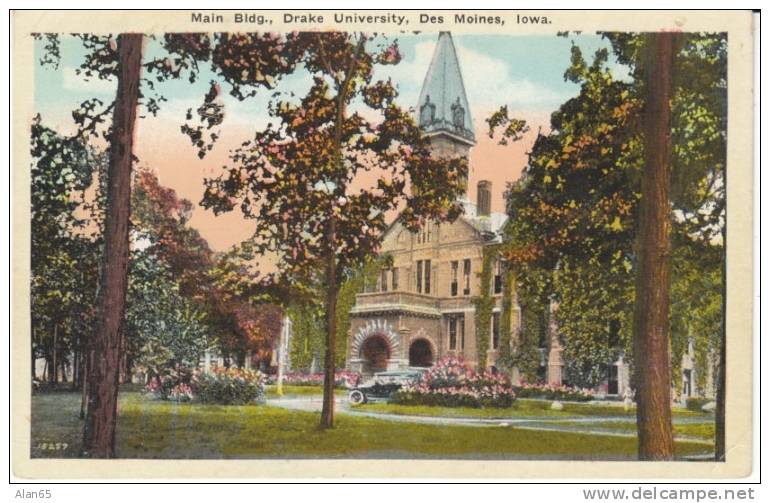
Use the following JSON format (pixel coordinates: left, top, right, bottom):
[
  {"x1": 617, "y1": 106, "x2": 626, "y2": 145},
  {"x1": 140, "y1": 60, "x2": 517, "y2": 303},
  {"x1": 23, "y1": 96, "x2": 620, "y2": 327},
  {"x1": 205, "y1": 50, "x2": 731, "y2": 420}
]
[
  {"x1": 451, "y1": 97, "x2": 465, "y2": 129},
  {"x1": 420, "y1": 95, "x2": 436, "y2": 127}
]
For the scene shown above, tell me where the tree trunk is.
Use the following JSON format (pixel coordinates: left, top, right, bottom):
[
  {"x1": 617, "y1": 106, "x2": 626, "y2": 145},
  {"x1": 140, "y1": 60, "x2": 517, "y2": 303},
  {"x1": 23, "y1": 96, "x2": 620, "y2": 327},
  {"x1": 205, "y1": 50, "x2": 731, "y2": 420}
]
[
  {"x1": 320, "y1": 214, "x2": 337, "y2": 430},
  {"x1": 72, "y1": 350, "x2": 80, "y2": 390},
  {"x1": 80, "y1": 350, "x2": 90, "y2": 420},
  {"x1": 51, "y1": 324, "x2": 58, "y2": 384},
  {"x1": 715, "y1": 225, "x2": 726, "y2": 461},
  {"x1": 632, "y1": 32, "x2": 679, "y2": 461},
  {"x1": 31, "y1": 327, "x2": 37, "y2": 381},
  {"x1": 82, "y1": 33, "x2": 143, "y2": 458}
]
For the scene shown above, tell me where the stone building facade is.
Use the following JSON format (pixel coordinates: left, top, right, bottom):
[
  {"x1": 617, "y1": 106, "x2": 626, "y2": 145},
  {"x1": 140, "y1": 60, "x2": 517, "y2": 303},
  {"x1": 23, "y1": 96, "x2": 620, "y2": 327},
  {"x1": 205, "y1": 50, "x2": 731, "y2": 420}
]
[
  {"x1": 346, "y1": 32, "x2": 715, "y2": 401},
  {"x1": 347, "y1": 32, "x2": 518, "y2": 375}
]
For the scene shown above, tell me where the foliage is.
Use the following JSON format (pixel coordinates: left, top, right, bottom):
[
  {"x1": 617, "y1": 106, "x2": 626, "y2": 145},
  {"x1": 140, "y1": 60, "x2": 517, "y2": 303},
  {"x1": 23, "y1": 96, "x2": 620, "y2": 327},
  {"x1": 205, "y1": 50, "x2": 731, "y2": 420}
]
[
  {"x1": 145, "y1": 366, "x2": 266, "y2": 405},
  {"x1": 286, "y1": 300, "x2": 325, "y2": 372},
  {"x1": 201, "y1": 32, "x2": 467, "y2": 283},
  {"x1": 392, "y1": 356, "x2": 516, "y2": 408},
  {"x1": 191, "y1": 366, "x2": 266, "y2": 405},
  {"x1": 513, "y1": 383, "x2": 594, "y2": 402},
  {"x1": 124, "y1": 249, "x2": 210, "y2": 378},
  {"x1": 556, "y1": 258, "x2": 632, "y2": 389},
  {"x1": 334, "y1": 257, "x2": 391, "y2": 368},
  {"x1": 30, "y1": 117, "x2": 106, "y2": 382},
  {"x1": 473, "y1": 246, "x2": 497, "y2": 368},
  {"x1": 267, "y1": 371, "x2": 361, "y2": 388},
  {"x1": 497, "y1": 263, "x2": 516, "y2": 370},
  {"x1": 685, "y1": 397, "x2": 712, "y2": 412},
  {"x1": 490, "y1": 33, "x2": 726, "y2": 394}
]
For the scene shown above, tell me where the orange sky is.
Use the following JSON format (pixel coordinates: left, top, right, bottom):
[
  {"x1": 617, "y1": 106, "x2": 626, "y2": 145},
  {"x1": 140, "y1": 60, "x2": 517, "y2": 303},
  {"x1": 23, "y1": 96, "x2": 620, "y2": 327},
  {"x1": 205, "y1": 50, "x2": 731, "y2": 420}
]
[{"x1": 135, "y1": 109, "x2": 549, "y2": 255}]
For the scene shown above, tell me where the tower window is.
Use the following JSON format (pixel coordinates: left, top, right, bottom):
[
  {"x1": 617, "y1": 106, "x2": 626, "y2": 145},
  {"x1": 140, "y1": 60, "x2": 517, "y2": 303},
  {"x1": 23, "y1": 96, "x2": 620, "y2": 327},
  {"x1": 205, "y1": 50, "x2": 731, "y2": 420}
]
[
  {"x1": 448, "y1": 314, "x2": 465, "y2": 350},
  {"x1": 492, "y1": 312, "x2": 500, "y2": 350},
  {"x1": 381, "y1": 269, "x2": 388, "y2": 292},
  {"x1": 424, "y1": 260, "x2": 431, "y2": 294},
  {"x1": 451, "y1": 97, "x2": 465, "y2": 129},
  {"x1": 450, "y1": 261, "x2": 458, "y2": 297},
  {"x1": 463, "y1": 259, "x2": 471, "y2": 295},
  {"x1": 416, "y1": 260, "x2": 423, "y2": 293},
  {"x1": 392, "y1": 268, "x2": 399, "y2": 291},
  {"x1": 494, "y1": 257, "x2": 502, "y2": 294}
]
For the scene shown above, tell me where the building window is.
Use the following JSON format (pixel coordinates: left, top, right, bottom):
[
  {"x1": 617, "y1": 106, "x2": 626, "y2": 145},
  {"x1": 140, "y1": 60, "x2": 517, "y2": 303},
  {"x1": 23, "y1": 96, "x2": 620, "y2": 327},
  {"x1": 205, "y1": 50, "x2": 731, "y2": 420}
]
[
  {"x1": 392, "y1": 268, "x2": 398, "y2": 291},
  {"x1": 381, "y1": 269, "x2": 388, "y2": 292},
  {"x1": 491, "y1": 312, "x2": 500, "y2": 350},
  {"x1": 424, "y1": 259, "x2": 431, "y2": 294},
  {"x1": 448, "y1": 314, "x2": 465, "y2": 350},
  {"x1": 463, "y1": 259, "x2": 471, "y2": 295},
  {"x1": 416, "y1": 260, "x2": 423, "y2": 293},
  {"x1": 493, "y1": 257, "x2": 502, "y2": 294},
  {"x1": 450, "y1": 261, "x2": 458, "y2": 297}
]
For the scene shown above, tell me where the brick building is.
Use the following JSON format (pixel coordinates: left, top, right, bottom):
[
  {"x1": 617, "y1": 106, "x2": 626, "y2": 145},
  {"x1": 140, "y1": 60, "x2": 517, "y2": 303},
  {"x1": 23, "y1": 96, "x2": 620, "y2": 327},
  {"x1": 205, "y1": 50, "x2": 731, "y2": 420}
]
[{"x1": 346, "y1": 32, "x2": 714, "y2": 402}]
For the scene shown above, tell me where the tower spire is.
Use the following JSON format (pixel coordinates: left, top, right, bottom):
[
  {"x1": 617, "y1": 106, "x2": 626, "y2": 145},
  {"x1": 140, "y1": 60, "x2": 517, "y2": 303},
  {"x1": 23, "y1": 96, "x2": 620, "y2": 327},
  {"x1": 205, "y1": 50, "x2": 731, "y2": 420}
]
[{"x1": 417, "y1": 32, "x2": 475, "y2": 146}]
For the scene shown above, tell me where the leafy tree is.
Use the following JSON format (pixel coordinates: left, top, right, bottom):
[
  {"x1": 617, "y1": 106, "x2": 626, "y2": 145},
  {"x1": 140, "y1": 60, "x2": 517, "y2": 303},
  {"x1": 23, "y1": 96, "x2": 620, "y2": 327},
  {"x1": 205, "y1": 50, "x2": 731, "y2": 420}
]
[
  {"x1": 124, "y1": 249, "x2": 209, "y2": 381},
  {"x1": 489, "y1": 32, "x2": 726, "y2": 460},
  {"x1": 30, "y1": 118, "x2": 105, "y2": 386},
  {"x1": 36, "y1": 30, "x2": 304, "y2": 454},
  {"x1": 202, "y1": 32, "x2": 467, "y2": 428}
]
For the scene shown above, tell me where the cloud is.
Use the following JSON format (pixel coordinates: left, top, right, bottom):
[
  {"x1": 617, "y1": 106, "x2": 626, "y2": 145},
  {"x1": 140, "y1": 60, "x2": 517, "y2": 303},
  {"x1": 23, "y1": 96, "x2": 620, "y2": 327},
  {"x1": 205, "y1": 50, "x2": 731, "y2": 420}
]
[
  {"x1": 61, "y1": 66, "x2": 116, "y2": 95},
  {"x1": 374, "y1": 38, "x2": 574, "y2": 119},
  {"x1": 454, "y1": 45, "x2": 572, "y2": 113}
]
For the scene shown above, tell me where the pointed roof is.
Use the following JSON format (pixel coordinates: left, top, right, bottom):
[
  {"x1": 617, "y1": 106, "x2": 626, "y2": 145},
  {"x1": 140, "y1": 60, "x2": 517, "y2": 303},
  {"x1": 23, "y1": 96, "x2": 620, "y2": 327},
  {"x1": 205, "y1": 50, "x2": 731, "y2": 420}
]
[{"x1": 417, "y1": 32, "x2": 475, "y2": 144}]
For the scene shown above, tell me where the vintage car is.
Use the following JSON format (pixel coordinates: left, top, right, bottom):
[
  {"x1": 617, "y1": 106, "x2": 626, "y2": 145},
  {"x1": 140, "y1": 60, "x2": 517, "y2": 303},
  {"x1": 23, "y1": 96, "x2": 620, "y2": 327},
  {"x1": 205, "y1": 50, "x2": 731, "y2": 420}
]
[{"x1": 347, "y1": 369, "x2": 425, "y2": 405}]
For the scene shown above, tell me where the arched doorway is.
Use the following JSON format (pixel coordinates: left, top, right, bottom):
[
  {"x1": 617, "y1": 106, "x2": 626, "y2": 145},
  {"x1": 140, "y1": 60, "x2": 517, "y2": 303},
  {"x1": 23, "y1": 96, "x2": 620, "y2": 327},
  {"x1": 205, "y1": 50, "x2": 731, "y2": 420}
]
[
  {"x1": 409, "y1": 339, "x2": 433, "y2": 367},
  {"x1": 361, "y1": 335, "x2": 390, "y2": 373}
]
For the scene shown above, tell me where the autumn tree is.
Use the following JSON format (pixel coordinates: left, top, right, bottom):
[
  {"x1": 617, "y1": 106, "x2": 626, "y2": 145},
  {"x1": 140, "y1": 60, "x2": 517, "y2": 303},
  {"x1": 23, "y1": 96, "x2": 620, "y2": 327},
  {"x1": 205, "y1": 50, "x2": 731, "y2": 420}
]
[
  {"x1": 203, "y1": 32, "x2": 467, "y2": 428},
  {"x1": 490, "y1": 32, "x2": 725, "y2": 460},
  {"x1": 34, "y1": 30, "x2": 303, "y2": 455}
]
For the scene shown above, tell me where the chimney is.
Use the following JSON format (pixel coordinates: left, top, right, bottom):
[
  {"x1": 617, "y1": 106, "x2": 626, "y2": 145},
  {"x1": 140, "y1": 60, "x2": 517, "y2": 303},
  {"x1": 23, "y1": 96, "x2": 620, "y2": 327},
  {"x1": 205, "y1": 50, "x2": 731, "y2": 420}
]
[{"x1": 477, "y1": 180, "x2": 491, "y2": 217}]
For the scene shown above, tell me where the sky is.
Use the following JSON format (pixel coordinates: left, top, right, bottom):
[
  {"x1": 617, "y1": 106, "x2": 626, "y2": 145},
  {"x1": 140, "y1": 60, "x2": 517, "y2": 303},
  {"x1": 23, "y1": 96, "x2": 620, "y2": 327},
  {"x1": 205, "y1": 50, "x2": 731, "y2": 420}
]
[{"x1": 34, "y1": 32, "x2": 625, "y2": 253}]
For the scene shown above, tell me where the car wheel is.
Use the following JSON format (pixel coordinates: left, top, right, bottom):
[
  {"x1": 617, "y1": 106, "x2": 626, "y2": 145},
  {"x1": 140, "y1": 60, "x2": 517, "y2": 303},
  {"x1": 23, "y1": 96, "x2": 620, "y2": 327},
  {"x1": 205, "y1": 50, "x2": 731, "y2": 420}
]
[{"x1": 349, "y1": 390, "x2": 366, "y2": 405}]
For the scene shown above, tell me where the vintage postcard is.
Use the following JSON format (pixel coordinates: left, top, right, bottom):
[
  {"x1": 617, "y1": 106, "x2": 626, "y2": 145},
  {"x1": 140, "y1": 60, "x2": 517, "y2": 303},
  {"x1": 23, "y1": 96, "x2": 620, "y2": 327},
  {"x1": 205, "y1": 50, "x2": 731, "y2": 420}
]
[{"x1": 11, "y1": 9, "x2": 755, "y2": 479}]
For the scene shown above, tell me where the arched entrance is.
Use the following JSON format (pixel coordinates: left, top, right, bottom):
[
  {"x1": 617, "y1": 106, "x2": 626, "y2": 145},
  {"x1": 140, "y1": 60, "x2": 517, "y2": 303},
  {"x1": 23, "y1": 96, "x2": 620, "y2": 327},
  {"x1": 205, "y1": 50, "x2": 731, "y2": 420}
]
[
  {"x1": 361, "y1": 335, "x2": 390, "y2": 373},
  {"x1": 409, "y1": 339, "x2": 434, "y2": 367}
]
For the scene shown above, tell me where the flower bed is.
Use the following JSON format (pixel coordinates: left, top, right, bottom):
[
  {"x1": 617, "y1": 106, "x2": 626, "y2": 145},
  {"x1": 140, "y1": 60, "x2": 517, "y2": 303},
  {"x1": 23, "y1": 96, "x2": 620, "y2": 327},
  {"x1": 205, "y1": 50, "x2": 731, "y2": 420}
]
[
  {"x1": 513, "y1": 383, "x2": 594, "y2": 402},
  {"x1": 391, "y1": 356, "x2": 516, "y2": 408},
  {"x1": 266, "y1": 370, "x2": 361, "y2": 388},
  {"x1": 144, "y1": 366, "x2": 266, "y2": 405}
]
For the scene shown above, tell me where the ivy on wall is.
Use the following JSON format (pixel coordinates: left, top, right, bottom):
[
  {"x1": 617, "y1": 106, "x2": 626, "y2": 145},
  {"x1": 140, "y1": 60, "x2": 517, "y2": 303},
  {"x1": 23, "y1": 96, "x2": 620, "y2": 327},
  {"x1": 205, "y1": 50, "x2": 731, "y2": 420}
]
[
  {"x1": 334, "y1": 255, "x2": 391, "y2": 368},
  {"x1": 287, "y1": 301, "x2": 324, "y2": 372},
  {"x1": 473, "y1": 245, "x2": 497, "y2": 369},
  {"x1": 497, "y1": 263, "x2": 516, "y2": 370}
]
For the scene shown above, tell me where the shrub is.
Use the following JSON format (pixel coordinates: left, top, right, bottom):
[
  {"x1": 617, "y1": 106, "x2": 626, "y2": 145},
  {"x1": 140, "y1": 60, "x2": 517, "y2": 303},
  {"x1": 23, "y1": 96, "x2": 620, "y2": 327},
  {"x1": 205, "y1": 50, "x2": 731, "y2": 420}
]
[
  {"x1": 267, "y1": 370, "x2": 361, "y2": 388},
  {"x1": 391, "y1": 355, "x2": 516, "y2": 408},
  {"x1": 144, "y1": 366, "x2": 265, "y2": 405},
  {"x1": 513, "y1": 382, "x2": 594, "y2": 402},
  {"x1": 192, "y1": 367, "x2": 266, "y2": 405},
  {"x1": 685, "y1": 397, "x2": 711, "y2": 412}
]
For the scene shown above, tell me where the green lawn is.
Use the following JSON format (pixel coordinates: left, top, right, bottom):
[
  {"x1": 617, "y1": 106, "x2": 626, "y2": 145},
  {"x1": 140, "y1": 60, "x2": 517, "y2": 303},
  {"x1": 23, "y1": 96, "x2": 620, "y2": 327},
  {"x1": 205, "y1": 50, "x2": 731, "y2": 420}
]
[
  {"x1": 353, "y1": 399, "x2": 710, "y2": 420},
  {"x1": 552, "y1": 420, "x2": 715, "y2": 441},
  {"x1": 31, "y1": 391, "x2": 713, "y2": 460}
]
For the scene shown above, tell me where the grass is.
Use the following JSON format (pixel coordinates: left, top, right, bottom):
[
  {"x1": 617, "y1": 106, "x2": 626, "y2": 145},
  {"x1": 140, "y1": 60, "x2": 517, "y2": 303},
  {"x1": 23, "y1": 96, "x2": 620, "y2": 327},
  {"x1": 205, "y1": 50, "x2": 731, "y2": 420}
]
[
  {"x1": 31, "y1": 390, "x2": 713, "y2": 460},
  {"x1": 353, "y1": 399, "x2": 711, "y2": 420},
  {"x1": 553, "y1": 420, "x2": 715, "y2": 441}
]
